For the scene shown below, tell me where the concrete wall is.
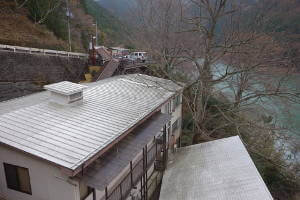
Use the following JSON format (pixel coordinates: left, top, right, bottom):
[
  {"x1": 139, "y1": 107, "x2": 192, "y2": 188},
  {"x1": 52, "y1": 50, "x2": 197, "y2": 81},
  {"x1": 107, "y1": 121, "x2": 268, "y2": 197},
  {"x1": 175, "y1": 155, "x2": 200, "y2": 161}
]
[
  {"x1": 0, "y1": 51, "x2": 87, "y2": 102},
  {"x1": 0, "y1": 145, "x2": 81, "y2": 200},
  {"x1": 0, "y1": 82, "x2": 42, "y2": 102}
]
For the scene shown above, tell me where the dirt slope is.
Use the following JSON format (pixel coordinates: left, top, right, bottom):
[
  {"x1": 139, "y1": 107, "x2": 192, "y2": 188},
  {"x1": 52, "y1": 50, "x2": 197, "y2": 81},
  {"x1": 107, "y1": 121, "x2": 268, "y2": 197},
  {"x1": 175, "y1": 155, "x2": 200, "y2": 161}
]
[{"x1": 0, "y1": 1, "x2": 68, "y2": 50}]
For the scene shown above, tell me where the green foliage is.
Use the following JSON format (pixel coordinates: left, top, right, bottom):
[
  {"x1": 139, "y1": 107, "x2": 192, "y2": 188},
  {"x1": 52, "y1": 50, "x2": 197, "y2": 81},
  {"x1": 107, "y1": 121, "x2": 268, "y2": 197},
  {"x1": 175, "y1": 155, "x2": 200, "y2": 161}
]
[
  {"x1": 81, "y1": 31, "x2": 89, "y2": 50},
  {"x1": 80, "y1": 0, "x2": 127, "y2": 45},
  {"x1": 26, "y1": 0, "x2": 68, "y2": 40},
  {"x1": 44, "y1": 10, "x2": 68, "y2": 40},
  {"x1": 253, "y1": 155, "x2": 299, "y2": 199},
  {"x1": 124, "y1": 44, "x2": 135, "y2": 50}
]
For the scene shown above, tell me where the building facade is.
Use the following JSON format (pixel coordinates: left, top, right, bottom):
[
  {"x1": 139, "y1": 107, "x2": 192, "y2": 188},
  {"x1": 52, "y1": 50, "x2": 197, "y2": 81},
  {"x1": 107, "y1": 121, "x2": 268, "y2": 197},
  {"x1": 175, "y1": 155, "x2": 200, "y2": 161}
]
[{"x1": 0, "y1": 74, "x2": 183, "y2": 200}]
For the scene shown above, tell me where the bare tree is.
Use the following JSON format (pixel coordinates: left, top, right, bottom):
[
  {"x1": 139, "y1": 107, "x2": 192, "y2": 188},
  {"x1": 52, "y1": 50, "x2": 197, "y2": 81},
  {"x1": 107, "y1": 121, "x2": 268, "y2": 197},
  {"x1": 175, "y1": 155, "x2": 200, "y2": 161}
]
[
  {"x1": 14, "y1": 0, "x2": 62, "y2": 24},
  {"x1": 132, "y1": 0, "x2": 300, "y2": 191}
]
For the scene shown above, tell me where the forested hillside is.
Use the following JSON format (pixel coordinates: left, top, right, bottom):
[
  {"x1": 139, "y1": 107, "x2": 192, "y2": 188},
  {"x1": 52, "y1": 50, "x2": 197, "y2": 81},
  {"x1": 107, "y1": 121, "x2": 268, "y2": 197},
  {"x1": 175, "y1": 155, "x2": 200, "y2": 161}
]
[
  {"x1": 0, "y1": 0, "x2": 68, "y2": 50},
  {"x1": 246, "y1": 0, "x2": 300, "y2": 69},
  {"x1": 98, "y1": 0, "x2": 300, "y2": 69},
  {"x1": 96, "y1": 0, "x2": 135, "y2": 21},
  {"x1": 80, "y1": 0, "x2": 129, "y2": 46},
  {"x1": 0, "y1": 0, "x2": 127, "y2": 52}
]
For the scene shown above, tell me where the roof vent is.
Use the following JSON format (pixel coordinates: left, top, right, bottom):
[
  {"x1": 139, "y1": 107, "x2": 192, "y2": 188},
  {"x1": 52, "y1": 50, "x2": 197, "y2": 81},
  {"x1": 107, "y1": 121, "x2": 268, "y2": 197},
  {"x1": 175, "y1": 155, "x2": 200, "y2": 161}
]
[{"x1": 44, "y1": 81, "x2": 87, "y2": 106}]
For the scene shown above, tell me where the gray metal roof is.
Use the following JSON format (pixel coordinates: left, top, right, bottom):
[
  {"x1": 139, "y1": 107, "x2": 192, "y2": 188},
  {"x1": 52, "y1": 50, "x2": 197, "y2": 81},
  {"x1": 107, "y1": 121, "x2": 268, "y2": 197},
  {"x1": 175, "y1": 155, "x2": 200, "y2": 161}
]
[
  {"x1": 0, "y1": 74, "x2": 181, "y2": 172},
  {"x1": 160, "y1": 136, "x2": 273, "y2": 200},
  {"x1": 44, "y1": 81, "x2": 88, "y2": 95},
  {"x1": 80, "y1": 112, "x2": 171, "y2": 190}
]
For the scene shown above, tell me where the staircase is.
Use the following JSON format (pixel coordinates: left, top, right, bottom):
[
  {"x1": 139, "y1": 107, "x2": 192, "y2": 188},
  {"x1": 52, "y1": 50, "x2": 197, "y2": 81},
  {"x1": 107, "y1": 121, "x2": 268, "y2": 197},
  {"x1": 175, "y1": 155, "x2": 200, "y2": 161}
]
[{"x1": 96, "y1": 59, "x2": 119, "y2": 81}]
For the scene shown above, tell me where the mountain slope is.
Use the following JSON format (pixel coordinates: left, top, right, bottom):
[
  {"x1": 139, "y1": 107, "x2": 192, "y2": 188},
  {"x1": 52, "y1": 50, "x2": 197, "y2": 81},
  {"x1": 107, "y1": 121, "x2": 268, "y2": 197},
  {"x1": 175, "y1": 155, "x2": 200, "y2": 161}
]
[
  {"x1": 96, "y1": 0, "x2": 135, "y2": 19},
  {"x1": 244, "y1": 0, "x2": 300, "y2": 68},
  {"x1": 0, "y1": 0, "x2": 128, "y2": 51},
  {"x1": 81, "y1": 0, "x2": 129, "y2": 46},
  {"x1": 0, "y1": 1, "x2": 67, "y2": 50}
]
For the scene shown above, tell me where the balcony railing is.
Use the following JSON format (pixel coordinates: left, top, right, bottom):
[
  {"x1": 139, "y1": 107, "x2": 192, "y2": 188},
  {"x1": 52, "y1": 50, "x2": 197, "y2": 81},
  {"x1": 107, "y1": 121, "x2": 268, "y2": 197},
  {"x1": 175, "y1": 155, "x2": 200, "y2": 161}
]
[{"x1": 104, "y1": 130, "x2": 167, "y2": 200}]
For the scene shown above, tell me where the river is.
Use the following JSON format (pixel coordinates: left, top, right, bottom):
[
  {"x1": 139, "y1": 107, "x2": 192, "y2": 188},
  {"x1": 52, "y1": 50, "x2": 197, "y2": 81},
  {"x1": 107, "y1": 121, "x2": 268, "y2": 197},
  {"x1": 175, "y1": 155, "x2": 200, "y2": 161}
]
[{"x1": 213, "y1": 63, "x2": 300, "y2": 139}]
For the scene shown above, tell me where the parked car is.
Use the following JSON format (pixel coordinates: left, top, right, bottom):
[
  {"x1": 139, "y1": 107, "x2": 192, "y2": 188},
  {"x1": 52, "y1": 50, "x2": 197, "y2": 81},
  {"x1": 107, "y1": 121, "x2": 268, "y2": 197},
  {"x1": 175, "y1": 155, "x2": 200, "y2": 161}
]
[{"x1": 130, "y1": 52, "x2": 147, "y2": 62}]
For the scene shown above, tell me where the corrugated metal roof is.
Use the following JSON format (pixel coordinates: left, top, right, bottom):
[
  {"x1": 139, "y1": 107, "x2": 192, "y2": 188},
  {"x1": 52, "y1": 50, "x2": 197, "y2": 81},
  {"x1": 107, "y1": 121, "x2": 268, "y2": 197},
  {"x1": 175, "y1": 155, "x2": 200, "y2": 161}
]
[
  {"x1": 44, "y1": 81, "x2": 88, "y2": 95},
  {"x1": 160, "y1": 136, "x2": 273, "y2": 200},
  {"x1": 80, "y1": 112, "x2": 171, "y2": 190},
  {"x1": 0, "y1": 91, "x2": 49, "y2": 115},
  {"x1": 96, "y1": 59, "x2": 119, "y2": 81},
  {"x1": 0, "y1": 74, "x2": 181, "y2": 172}
]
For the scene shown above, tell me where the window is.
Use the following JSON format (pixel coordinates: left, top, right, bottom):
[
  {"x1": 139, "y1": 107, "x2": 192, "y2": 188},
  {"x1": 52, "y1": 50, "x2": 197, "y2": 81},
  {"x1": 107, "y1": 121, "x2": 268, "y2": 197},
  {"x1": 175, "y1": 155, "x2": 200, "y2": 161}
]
[
  {"x1": 4, "y1": 163, "x2": 32, "y2": 195},
  {"x1": 164, "y1": 101, "x2": 172, "y2": 114},
  {"x1": 172, "y1": 118, "x2": 181, "y2": 132},
  {"x1": 69, "y1": 92, "x2": 83, "y2": 103},
  {"x1": 173, "y1": 94, "x2": 181, "y2": 109},
  {"x1": 172, "y1": 120, "x2": 178, "y2": 132}
]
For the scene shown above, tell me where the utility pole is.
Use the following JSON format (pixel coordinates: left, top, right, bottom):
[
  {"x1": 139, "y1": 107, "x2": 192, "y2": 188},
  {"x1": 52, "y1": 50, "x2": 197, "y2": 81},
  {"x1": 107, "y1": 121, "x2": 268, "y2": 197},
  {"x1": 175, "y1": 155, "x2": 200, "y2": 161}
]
[
  {"x1": 66, "y1": 0, "x2": 72, "y2": 52},
  {"x1": 93, "y1": 21, "x2": 98, "y2": 46},
  {"x1": 96, "y1": 21, "x2": 98, "y2": 46}
]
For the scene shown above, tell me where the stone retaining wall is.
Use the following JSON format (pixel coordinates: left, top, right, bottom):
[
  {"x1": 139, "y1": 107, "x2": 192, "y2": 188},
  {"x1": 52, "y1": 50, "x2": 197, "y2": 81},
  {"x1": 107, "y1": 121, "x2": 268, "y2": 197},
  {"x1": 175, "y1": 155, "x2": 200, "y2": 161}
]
[{"x1": 0, "y1": 51, "x2": 87, "y2": 101}]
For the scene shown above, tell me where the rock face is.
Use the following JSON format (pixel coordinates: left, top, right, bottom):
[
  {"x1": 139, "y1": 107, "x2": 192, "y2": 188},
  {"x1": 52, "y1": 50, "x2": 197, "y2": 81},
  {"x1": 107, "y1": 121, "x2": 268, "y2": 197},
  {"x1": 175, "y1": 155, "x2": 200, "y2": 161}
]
[{"x1": 0, "y1": 51, "x2": 87, "y2": 101}]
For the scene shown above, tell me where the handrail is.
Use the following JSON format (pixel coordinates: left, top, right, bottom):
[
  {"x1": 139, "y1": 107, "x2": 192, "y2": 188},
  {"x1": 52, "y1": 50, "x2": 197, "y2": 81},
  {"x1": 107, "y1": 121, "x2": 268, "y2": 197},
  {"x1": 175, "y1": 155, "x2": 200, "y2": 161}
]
[{"x1": 0, "y1": 44, "x2": 88, "y2": 58}]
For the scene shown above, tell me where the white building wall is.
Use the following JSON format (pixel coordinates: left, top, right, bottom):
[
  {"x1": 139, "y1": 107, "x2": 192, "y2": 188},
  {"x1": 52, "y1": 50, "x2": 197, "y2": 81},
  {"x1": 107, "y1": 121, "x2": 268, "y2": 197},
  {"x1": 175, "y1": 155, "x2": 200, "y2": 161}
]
[
  {"x1": 171, "y1": 100, "x2": 182, "y2": 140},
  {"x1": 161, "y1": 92, "x2": 183, "y2": 144},
  {"x1": 0, "y1": 145, "x2": 80, "y2": 200}
]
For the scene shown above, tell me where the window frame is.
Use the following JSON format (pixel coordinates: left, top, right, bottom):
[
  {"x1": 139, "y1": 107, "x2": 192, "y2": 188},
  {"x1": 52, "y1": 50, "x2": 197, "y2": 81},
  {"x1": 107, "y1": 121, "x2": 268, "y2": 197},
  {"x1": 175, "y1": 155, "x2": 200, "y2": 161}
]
[
  {"x1": 172, "y1": 117, "x2": 182, "y2": 133},
  {"x1": 3, "y1": 163, "x2": 32, "y2": 195},
  {"x1": 174, "y1": 94, "x2": 181, "y2": 108}
]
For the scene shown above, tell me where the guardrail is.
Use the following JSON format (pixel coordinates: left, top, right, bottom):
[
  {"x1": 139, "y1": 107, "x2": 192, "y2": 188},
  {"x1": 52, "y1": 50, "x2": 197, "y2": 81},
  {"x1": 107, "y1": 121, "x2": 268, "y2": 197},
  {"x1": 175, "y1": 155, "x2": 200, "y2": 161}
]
[{"x1": 0, "y1": 44, "x2": 88, "y2": 59}]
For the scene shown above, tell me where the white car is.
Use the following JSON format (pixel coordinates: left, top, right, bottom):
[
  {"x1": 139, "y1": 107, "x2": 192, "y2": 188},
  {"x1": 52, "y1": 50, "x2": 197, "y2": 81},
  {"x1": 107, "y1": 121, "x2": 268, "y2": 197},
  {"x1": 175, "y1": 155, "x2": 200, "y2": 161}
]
[{"x1": 130, "y1": 52, "x2": 147, "y2": 62}]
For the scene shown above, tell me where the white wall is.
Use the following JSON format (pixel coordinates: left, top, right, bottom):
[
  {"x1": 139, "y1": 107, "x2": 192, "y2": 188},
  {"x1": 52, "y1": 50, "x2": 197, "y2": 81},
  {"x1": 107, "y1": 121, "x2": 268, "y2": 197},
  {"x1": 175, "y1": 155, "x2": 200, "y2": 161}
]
[
  {"x1": 171, "y1": 97, "x2": 182, "y2": 140},
  {"x1": 161, "y1": 92, "x2": 183, "y2": 147},
  {"x1": 0, "y1": 145, "x2": 80, "y2": 200}
]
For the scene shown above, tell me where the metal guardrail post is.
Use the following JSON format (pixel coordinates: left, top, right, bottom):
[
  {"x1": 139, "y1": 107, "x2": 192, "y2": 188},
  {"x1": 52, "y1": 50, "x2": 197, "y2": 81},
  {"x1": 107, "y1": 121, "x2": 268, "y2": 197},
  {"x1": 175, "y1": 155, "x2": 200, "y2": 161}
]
[
  {"x1": 163, "y1": 125, "x2": 167, "y2": 169},
  {"x1": 130, "y1": 161, "x2": 133, "y2": 187},
  {"x1": 140, "y1": 176, "x2": 143, "y2": 199},
  {"x1": 142, "y1": 148, "x2": 145, "y2": 200},
  {"x1": 145, "y1": 145, "x2": 148, "y2": 200},
  {"x1": 105, "y1": 187, "x2": 108, "y2": 200},
  {"x1": 120, "y1": 184, "x2": 123, "y2": 200},
  {"x1": 155, "y1": 136, "x2": 158, "y2": 157},
  {"x1": 92, "y1": 188, "x2": 96, "y2": 200}
]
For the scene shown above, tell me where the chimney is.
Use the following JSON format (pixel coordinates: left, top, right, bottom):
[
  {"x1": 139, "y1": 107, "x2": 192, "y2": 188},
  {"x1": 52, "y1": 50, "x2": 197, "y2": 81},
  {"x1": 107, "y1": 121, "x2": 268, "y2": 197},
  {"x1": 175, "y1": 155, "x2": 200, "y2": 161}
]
[{"x1": 44, "y1": 81, "x2": 87, "y2": 106}]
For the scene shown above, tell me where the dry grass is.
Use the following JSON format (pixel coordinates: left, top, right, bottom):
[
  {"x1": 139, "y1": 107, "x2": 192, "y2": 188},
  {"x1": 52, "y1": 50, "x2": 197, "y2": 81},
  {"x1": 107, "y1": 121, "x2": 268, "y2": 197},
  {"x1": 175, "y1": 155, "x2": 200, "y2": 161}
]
[
  {"x1": 0, "y1": 0, "x2": 104, "y2": 52},
  {"x1": 0, "y1": 1, "x2": 67, "y2": 50}
]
